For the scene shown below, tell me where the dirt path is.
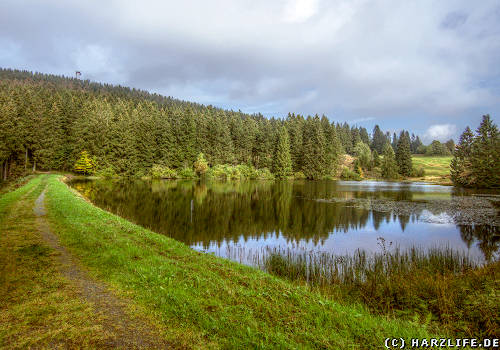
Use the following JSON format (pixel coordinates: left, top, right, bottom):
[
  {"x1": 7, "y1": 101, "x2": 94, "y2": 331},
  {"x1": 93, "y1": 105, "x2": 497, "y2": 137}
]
[{"x1": 34, "y1": 188, "x2": 170, "y2": 349}]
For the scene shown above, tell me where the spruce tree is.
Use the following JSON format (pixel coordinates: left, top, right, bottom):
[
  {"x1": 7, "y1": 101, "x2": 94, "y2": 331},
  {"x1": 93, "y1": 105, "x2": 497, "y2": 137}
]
[
  {"x1": 371, "y1": 125, "x2": 386, "y2": 153},
  {"x1": 395, "y1": 131, "x2": 412, "y2": 177},
  {"x1": 302, "y1": 116, "x2": 327, "y2": 179},
  {"x1": 381, "y1": 143, "x2": 398, "y2": 179},
  {"x1": 450, "y1": 126, "x2": 474, "y2": 186},
  {"x1": 372, "y1": 149, "x2": 380, "y2": 167},
  {"x1": 273, "y1": 126, "x2": 292, "y2": 178},
  {"x1": 470, "y1": 115, "x2": 500, "y2": 188}
]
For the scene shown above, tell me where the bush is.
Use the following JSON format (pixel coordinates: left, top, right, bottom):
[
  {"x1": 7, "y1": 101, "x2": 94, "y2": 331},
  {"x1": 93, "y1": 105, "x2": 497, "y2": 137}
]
[
  {"x1": 95, "y1": 166, "x2": 116, "y2": 179},
  {"x1": 236, "y1": 164, "x2": 258, "y2": 179},
  {"x1": 340, "y1": 167, "x2": 362, "y2": 181},
  {"x1": 206, "y1": 165, "x2": 231, "y2": 180},
  {"x1": 293, "y1": 171, "x2": 306, "y2": 179},
  {"x1": 150, "y1": 164, "x2": 177, "y2": 179},
  {"x1": 178, "y1": 167, "x2": 197, "y2": 179},
  {"x1": 411, "y1": 167, "x2": 426, "y2": 177},
  {"x1": 193, "y1": 153, "x2": 209, "y2": 176},
  {"x1": 255, "y1": 168, "x2": 274, "y2": 180}
]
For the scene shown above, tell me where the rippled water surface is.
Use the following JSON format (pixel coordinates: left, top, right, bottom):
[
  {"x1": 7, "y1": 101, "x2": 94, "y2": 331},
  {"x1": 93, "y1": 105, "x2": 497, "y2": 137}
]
[{"x1": 69, "y1": 179, "x2": 499, "y2": 264}]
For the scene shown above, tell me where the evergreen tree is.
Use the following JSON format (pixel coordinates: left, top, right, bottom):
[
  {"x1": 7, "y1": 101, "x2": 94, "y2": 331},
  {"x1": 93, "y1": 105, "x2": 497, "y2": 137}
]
[
  {"x1": 286, "y1": 113, "x2": 304, "y2": 172},
  {"x1": 391, "y1": 132, "x2": 398, "y2": 151},
  {"x1": 470, "y1": 115, "x2": 500, "y2": 188},
  {"x1": 273, "y1": 126, "x2": 292, "y2": 178},
  {"x1": 395, "y1": 131, "x2": 412, "y2": 177},
  {"x1": 445, "y1": 139, "x2": 455, "y2": 154},
  {"x1": 353, "y1": 142, "x2": 372, "y2": 170},
  {"x1": 302, "y1": 116, "x2": 327, "y2": 179},
  {"x1": 359, "y1": 127, "x2": 370, "y2": 145},
  {"x1": 371, "y1": 125, "x2": 386, "y2": 153},
  {"x1": 381, "y1": 143, "x2": 398, "y2": 179},
  {"x1": 450, "y1": 126, "x2": 474, "y2": 186},
  {"x1": 372, "y1": 149, "x2": 380, "y2": 168}
]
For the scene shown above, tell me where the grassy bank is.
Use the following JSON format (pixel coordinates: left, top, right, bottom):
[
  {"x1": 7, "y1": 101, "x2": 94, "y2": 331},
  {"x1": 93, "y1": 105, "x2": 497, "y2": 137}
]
[
  {"x1": 260, "y1": 246, "x2": 499, "y2": 338},
  {"x1": 0, "y1": 174, "x2": 442, "y2": 348},
  {"x1": 0, "y1": 175, "x2": 118, "y2": 348}
]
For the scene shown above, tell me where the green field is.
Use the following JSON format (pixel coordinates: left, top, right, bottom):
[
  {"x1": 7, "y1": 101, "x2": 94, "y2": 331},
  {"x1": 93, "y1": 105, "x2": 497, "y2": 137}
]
[
  {"x1": 412, "y1": 155, "x2": 452, "y2": 177},
  {"x1": 0, "y1": 175, "x2": 439, "y2": 349}
]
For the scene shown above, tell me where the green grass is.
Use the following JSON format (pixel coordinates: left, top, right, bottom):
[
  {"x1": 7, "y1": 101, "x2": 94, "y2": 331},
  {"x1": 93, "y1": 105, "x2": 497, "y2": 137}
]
[
  {"x1": 412, "y1": 155, "x2": 452, "y2": 177},
  {"x1": 260, "y1": 246, "x2": 499, "y2": 338},
  {"x1": 0, "y1": 175, "x2": 115, "y2": 349},
  {"x1": 39, "y1": 174, "x2": 439, "y2": 349}
]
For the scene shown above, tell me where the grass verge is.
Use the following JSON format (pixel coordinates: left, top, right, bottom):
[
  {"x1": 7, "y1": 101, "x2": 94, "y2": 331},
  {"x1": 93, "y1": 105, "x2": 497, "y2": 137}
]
[
  {"x1": 0, "y1": 175, "x2": 115, "y2": 349},
  {"x1": 41, "y1": 174, "x2": 438, "y2": 349}
]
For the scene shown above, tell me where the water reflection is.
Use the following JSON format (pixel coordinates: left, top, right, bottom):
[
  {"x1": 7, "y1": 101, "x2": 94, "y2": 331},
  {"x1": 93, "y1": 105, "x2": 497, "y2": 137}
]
[{"x1": 70, "y1": 179, "x2": 499, "y2": 262}]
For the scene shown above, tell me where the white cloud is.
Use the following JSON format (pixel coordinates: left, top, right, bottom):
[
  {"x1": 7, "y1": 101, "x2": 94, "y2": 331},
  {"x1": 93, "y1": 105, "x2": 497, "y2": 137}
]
[
  {"x1": 283, "y1": 0, "x2": 319, "y2": 23},
  {"x1": 424, "y1": 124, "x2": 458, "y2": 142}
]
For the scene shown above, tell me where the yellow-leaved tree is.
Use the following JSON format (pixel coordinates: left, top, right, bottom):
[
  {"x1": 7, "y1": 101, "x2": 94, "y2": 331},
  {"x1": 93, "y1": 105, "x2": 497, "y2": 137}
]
[{"x1": 74, "y1": 151, "x2": 96, "y2": 175}]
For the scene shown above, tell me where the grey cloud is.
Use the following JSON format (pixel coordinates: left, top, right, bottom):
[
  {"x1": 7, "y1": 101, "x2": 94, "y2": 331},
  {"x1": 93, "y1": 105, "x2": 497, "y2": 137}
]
[{"x1": 0, "y1": 0, "x2": 499, "y2": 137}]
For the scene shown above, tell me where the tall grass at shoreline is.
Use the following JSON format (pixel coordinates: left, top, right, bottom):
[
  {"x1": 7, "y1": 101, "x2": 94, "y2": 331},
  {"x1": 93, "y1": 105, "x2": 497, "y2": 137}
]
[{"x1": 246, "y1": 243, "x2": 499, "y2": 338}]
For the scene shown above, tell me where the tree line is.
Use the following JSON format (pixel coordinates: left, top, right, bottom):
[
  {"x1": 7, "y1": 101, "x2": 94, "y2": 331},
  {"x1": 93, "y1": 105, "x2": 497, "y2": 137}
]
[{"x1": 0, "y1": 68, "x2": 452, "y2": 181}]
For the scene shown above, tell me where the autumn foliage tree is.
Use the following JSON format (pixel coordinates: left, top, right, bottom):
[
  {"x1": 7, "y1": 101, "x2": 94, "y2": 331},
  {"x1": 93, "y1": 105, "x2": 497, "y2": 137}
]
[{"x1": 74, "y1": 151, "x2": 96, "y2": 175}]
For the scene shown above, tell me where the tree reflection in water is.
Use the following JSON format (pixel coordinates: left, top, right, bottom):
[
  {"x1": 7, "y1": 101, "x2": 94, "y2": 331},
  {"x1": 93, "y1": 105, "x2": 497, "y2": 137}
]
[{"x1": 70, "y1": 179, "x2": 499, "y2": 261}]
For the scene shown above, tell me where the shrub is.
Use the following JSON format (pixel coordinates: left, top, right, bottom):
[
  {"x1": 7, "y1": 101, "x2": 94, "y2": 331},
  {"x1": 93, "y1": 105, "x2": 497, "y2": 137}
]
[
  {"x1": 193, "y1": 153, "x2": 209, "y2": 176},
  {"x1": 178, "y1": 167, "x2": 197, "y2": 179},
  {"x1": 206, "y1": 165, "x2": 231, "y2": 180},
  {"x1": 293, "y1": 171, "x2": 306, "y2": 179},
  {"x1": 340, "y1": 167, "x2": 362, "y2": 181},
  {"x1": 236, "y1": 164, "x2": 259, "y2": 179},
  {"x1": 95, "y1": 166, "x2": 116, "y2": 179},
  {"x1": 256, "y1": 168, "x2": 274, "y2": 180},
  {"x1": 411, "y1": 167, "x2": 426, "y2": 177},
  {"x1": 150, "y1": 164, "x2": 177, "y2": 179}
]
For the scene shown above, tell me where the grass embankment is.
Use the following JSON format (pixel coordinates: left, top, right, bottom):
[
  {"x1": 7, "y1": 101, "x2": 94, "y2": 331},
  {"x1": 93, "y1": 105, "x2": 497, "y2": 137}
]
[
  {"x1": 411, "y1": 155, "x2": 453, "y2": 183},
  {"x1": 2, "y1": 175, "x2": 438, "y2": 349},
  {"x1": 262, "y1": 247, "x2": 499, "y2": 338},
  {"x1": 0, "y1": 175, "x2": 116, "y2": 348}
]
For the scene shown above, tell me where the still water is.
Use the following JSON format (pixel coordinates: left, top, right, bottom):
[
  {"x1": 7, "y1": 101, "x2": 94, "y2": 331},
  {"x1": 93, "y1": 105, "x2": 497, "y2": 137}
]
[{"x1": 69, "y1": 179, "x2": 499, "y2": 264}]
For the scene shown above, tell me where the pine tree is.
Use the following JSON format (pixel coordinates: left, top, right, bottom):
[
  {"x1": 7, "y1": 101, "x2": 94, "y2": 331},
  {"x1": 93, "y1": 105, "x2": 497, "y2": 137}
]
[
  {"x1": 381, "y1": 143, "x2": 398, "y2": 179},
  {"x1": 395, "y1": 131, "x2": 412, "y2": 177},
  {"x1": 273, "y1": 126, "x2": 292, "y2": 178}
]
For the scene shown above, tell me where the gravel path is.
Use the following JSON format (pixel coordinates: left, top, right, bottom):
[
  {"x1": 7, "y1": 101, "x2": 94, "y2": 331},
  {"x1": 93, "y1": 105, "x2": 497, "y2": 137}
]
[{"x1": 34, "y1": 188, "x2": 169, "y2": 349}]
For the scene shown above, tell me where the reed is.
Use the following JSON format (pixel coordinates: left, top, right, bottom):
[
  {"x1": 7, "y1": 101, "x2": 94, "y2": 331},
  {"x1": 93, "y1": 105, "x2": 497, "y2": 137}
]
[{"x1": 245, "y1": 243, "x2": 498, "y2": 338}]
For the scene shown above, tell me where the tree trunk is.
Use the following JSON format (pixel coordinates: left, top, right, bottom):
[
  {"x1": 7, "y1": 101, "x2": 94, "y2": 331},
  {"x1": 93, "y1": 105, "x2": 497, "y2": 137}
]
[
  {"x1": 33, "y1": 160, "x2": 36, "y2": 173},
  {"x1": 25, "y1": 148, "x2": 28, "y2": 171}
]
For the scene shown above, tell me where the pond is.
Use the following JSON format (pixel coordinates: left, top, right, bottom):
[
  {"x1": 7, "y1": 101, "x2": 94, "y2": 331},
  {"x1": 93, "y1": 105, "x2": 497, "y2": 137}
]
[{"x1": 69, "y1": 179, "x2": 499, "y2": 264}]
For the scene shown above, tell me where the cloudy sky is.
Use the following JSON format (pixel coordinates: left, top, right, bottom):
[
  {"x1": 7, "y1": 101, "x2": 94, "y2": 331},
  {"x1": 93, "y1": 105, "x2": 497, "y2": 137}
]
[{"x1": 1, "y1": 0, "x2": 499, "y2": 141}]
